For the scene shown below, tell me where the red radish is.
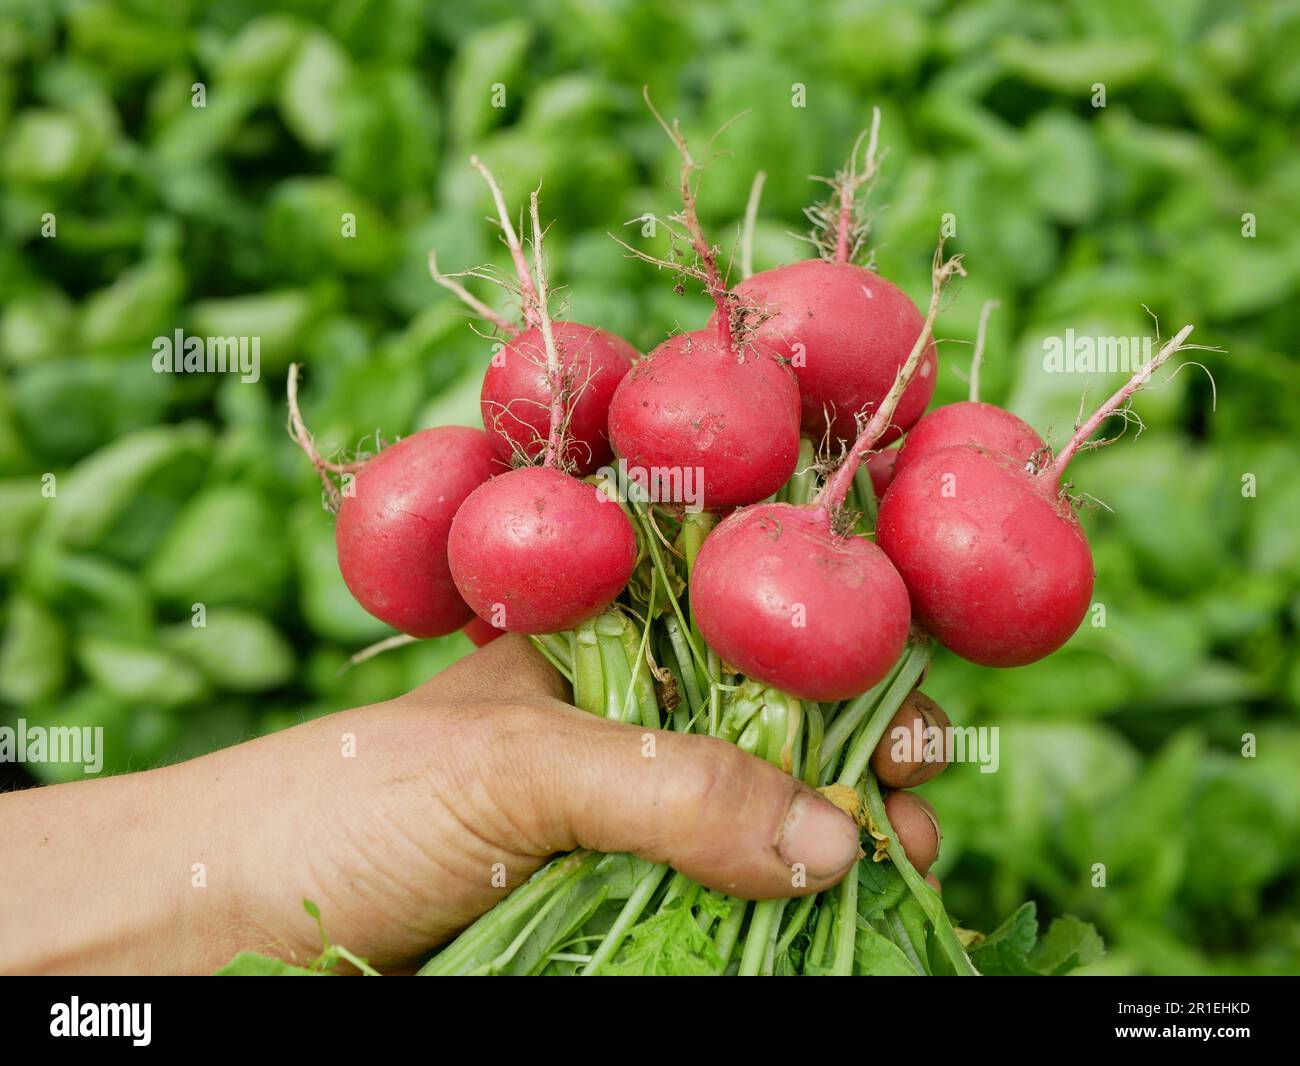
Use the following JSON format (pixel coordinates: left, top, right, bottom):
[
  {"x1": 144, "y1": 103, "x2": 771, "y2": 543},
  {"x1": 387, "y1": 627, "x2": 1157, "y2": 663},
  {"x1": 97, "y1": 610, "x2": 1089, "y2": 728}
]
[
  {"x1": 333, "y1": 426, "x2": 499, "y2": 637},
  {"x1": 607, "y1": 329, "x2": 800, "y2": 511},
  {"x1": 286, "y1": 366, "x2": 498, "y2": 637},
  {"x1": 691, "y1": 503, "x2": 910, "y2": 700},
  {"x1": 481, "y1": 321, "x2": 636, "y2": 474},
  {"x1": 608, "y1": 95, "x2": 800, "y2": 511},
  {"x1": 448, "y1": 189, "x2": 638, "y2": 634},
  {"x1": 877, "y1": 445, "x2": 1092, "y2": 666},
  {"x1": 728, "y1": 258, "x2": 937, "y2": 446},
  {"x1": 866, "y1": 446, "x2": 900, "y2": 498},
  {"x1": 449, "y1": 466, "x2": 636, "y2": 634},
  {"x1": 430, "y1": 157, "x2": 638, "y2": 477},
  {"x1": 892, "y1": 300, "x2": 1044, "y2": 479},
  {"x1": 463, "y1": 615, "x2": 505, "y2": 647},
  {"x1": 877, "y1": 324, "x2": 1197, "y2": 667},
  {"x1": 721, "y1": 111, "x2": 934, "y2": 447},
  {"x1": 893, "y1": 402, "x2": 1043, "y2": 480},
  {"x1": 690, "y1": 248, "x2": 964, "y2": 700}
]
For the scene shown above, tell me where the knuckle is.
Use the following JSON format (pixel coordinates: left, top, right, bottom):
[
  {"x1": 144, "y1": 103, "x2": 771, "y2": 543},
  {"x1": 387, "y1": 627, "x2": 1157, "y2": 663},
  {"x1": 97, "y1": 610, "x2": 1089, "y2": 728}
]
[{"x1": 672, "y1": 735, "x2": 765, "y2": 816}]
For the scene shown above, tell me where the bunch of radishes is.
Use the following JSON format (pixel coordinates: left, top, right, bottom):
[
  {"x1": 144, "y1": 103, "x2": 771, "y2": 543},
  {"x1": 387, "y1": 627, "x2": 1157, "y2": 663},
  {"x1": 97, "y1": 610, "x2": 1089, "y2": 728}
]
[{"x1": 289, "y1": 102, "x2": 1200, "y2": 975}]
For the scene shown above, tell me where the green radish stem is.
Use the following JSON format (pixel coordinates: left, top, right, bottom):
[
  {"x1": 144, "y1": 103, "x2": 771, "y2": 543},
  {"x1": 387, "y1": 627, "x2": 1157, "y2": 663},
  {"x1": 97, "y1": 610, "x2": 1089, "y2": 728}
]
[
  {"x1": 760, "y1": 690, "x2": 801, "y2": 775},
  {"x1": 529, "y1": 634, "x2": 573, "y2": 682},
  {"x1": 720, "y1": 682, "x2": 763, "y2": 743},
  {"x1": 656, "y1": 871, "x2": 692, "y2": 914},
  {"x1": 681, "y1": 510, "x2": 716, "y2": 688},
  {"x1": 618, "y1": 610, "x2": 661, "y2": 729},
  {"x1": 802, "y1": 703, "x2": 825, "y2": 787},
  {"x1": 580, "y1": 863, "x2": 672, "y2": 975},
  {"x1": 659, "y1": 626, "x2": 696, "y2": 732},
  {"x1": 629, "y1": 497, "x2": 710, "y2": 682},
  {"x1": 830, "y1": 862, "x2": 859, "y2": 975},
  {"x1": 680, "y1": 510, "x2": 726, "y2": 734},
  {"x1": 594, "y1": 616, "x2": 634, "y2": 720},
  {"x1": 417, "y1": 850, "x2": 599, "y2": 975},
  {"x1": 774, "y1": 893, "x2": 818, "y2": 958},
  {"x1": 713, "y1": 898, "x2": 748, "y2": 971},
  {"x1": 787, "y1": 438, "x2": 819, "y2": 506},
  {"x1": 737, "y1": 899, "x2": 783, "y2": 976},
  {"x1": 863, "y1": 774, "x2": 979, "y2": 977},
  {"x1": 571, "y1": 620, "x2": 605, "y2": 716},
  {"x1": 476, "y1": 867, "x2": 604, "y2": 975},
  {"x1": 760, "y1": 898, "x2": 789, "y2": 975},
  {"x1": 836, "y1": 640, "x2": 931, "y2": 787},
  {"x1": 707, "y1": 650, "x2": 723, "y2": 736},
  {"x1": 817, "y1": 658, "x2": 906, "y2": 779},
  {"x1": 809, "y1": 898, "x2": 834, "y2": 968},
  {"x1": 853, "y1": 463, "x2": 877, "y2": 528},
  {"x1": 536, "y1": 631, "x2": 574, "y2": 672}
]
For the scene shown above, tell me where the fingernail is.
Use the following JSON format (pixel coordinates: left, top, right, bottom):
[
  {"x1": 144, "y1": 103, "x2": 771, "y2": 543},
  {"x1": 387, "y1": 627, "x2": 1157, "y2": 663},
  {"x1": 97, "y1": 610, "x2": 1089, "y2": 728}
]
[
  {"x1": 777, "y1": 791, "x2": 860, "y2": 878},
  {"x1": 919, "y1": 800, "x2": 942, "y2": 859}
]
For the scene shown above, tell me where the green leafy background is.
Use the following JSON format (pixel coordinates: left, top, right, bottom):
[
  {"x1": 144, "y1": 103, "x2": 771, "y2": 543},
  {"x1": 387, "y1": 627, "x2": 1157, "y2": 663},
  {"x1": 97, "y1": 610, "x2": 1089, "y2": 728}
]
[{"x1": 2, "y1": 0, "x2": 1297, "y2": 975}]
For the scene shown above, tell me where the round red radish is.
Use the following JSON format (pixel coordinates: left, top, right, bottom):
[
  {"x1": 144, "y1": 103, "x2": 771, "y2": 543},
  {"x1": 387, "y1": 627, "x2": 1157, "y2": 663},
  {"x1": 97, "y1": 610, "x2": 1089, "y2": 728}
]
[
  {"x1": 690, "y1": 504, "x2": 911, "y2": 701},
  {"x1": 336, "y1": 427, "x2": 498, "y2": 638},
  {"x1": 481, "y1": 321, "x2": 637, "y2": 475},
  {"x1": 726, "y1": 259, "x2": 937, "y2": 446},
  {"x1": 866, "y1": 446, "x2": 900, "y2": 499},
  {"x1": 876, "y1": 445, "x2": 1094, "y2": 667},
  {"x1": 463, "y1": 615, "x2": 505, "y2": 647},
  {"x1": 607, "y1": 329, "x2": 800, "y2": 512},
  {"x1": 448, "y1": 466, "x2": 637, "y2": 634},
  {"x1": 893, "y1": 401, "x2": 1044, "y2": 480}
]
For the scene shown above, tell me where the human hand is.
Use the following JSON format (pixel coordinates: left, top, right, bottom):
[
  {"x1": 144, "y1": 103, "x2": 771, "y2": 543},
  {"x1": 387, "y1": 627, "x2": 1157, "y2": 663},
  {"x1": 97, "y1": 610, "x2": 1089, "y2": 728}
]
[{"x1": 0, "y1": 635, "x2": 945, "y2": 974}]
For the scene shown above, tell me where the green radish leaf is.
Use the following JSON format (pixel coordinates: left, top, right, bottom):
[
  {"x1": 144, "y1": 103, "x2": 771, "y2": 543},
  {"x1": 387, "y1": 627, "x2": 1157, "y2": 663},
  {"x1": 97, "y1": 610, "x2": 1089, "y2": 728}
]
[
  {"x1": 854, "y1": 922, "x2": 920, "y2": 976},
  {"x1": 216, "y1": 952, "x2": 330, "y2": 976},
  {"x1": 857, "y1": 858, "x2": 908, "y2": 916},
  {"x1": 504, "y1": 878, "x2": 609, "y2": 976},
  {"x1": 885, "y1": 898, "x2": 932, "y2": 975},
  {"x1": 603, "y1": 890, "x2": 728, "y2": 976},
  {"x1": 968, "y1": 902, "x2": 1040, "y2": 976},
  {"x1": 1029, "y1": 916, "x2": 1106, "y2": 975}
]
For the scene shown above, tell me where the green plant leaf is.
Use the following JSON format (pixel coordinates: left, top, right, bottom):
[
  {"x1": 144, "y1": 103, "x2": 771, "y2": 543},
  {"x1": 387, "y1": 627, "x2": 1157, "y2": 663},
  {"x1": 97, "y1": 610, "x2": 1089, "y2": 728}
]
[
  {"x1": 215, "y1": 952, "x2": 330, "y2": 976},
  {"x1": 1029, "y1": 916, "x2": 1106, "y2": 975},
  {"x1": 603, "y1": 890, "x2": 728, "y2": 976}
]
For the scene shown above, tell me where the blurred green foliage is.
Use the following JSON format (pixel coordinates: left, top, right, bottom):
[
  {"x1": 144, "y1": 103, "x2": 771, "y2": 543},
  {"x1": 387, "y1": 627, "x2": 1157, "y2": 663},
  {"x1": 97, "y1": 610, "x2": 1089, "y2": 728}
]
[{"x1": 1, "y1": 0, "x2": 1298, "y2": 974}]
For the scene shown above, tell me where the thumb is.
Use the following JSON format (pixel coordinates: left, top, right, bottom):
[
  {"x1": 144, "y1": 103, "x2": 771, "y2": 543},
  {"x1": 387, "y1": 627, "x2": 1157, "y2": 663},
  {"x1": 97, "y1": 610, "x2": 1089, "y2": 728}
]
[{"x1": 494, "y1": 701, "x2": 861, "y2": 899}]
